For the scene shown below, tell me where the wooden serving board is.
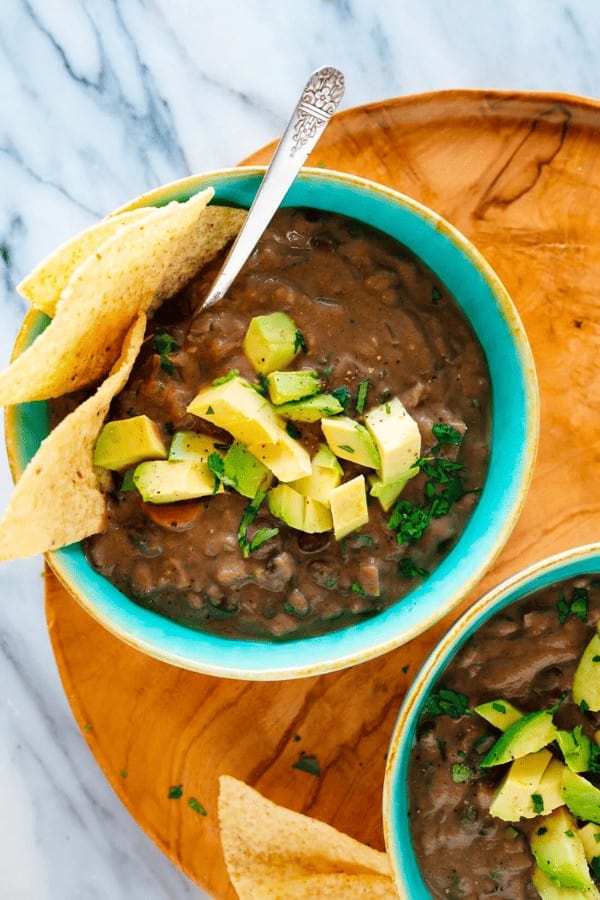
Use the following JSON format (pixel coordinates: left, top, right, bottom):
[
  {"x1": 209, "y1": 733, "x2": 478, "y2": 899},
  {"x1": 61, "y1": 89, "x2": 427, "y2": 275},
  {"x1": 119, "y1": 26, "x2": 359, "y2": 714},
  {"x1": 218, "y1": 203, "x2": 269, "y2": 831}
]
[{"x1": 46, "y1": 91, "x2": 600, "y2": 899}]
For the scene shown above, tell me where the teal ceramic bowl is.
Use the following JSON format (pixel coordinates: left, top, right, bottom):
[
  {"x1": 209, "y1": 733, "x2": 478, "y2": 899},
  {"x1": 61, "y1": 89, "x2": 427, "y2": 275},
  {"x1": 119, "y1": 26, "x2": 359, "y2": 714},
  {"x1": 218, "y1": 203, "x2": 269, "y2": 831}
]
[
  {"x1": 383, "y1": 542, "x2": 600, "y2": 899},
  {"x1": 6, "y1": 167, "x2": 538, "y2": 680}
]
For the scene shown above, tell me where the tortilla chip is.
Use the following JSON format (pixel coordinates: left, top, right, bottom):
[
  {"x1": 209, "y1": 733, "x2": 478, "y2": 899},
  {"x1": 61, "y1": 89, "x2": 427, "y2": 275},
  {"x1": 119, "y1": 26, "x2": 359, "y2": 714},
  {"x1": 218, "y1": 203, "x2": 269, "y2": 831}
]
[
  {"x1": 0, "y1": 192, "x2": 246, "y2": 404},
  {"x1": 251, "y1": 873, "x2": 398, "y2": 898},
  {"x1": 0, "y1": 314, "x2": 146, "y2": 561},
  {"x1": 218, "y1": 775, "x2": 393, "y2": 900},
  {"x1": 17, "y1": 207, "x2": 154, "y2": 317}
]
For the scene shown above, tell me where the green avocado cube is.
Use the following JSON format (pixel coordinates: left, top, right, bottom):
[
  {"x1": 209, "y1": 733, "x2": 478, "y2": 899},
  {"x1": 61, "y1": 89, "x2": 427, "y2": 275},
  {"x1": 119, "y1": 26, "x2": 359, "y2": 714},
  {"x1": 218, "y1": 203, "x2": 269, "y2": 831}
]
[
  {"x1": 248, "y1": 432, "x2": 312, "y2": 483},
  {"x1": 364, "y1": 397, "x2": 421, "y2": 483},
  {"x1": 169, "y1": 431, "x2": 227, "y2": 462},
  {"x1": 530, "y1": 807, "x2": 595, "y2": 891},
  {"x1": 290, "y1": 445, "x2": 343, "y2": 506},
  {"x1": 532, "y1": 864, "x2": 600, "y2": 899},
  {"x1": 489, "y1": 749, "x2": 552, "y2": 821},
  {"x1": 266, "y1": 484, "x2": 332, "y2": 533},
  {"x1": 369, "y1": 472, "x2": 415, "y2": 512},
  {"x1": 474, "y1": 699, "x2": 524, "y2": 731},
  {"x1": 480, "y1": 709, "x2": 557, "y2": 768},
  {"x1": 243, "y1": 312, "x2": 300, "y2": 374},
  {"x1": 93, "y1": 415, "x2": 167, "y2": 470},
  {"x1": 275, "y1": 393, "x2": 344, "y2": 423},
  {"x1": 266, "y1": 370, "x2": 320, "y2": 405},
  {"x1": 532, "y1": 758, "x2": 568, "y2": 818},
  {"x1": 222, "y1": 441, "x2": 273, "y2": 498},
  {"x1": 133, "y1": 459, "x2": 221, "y2": 503},
  {"x1": 573, "y1": 632, "x2": 600, "y2": 711},
  {"x1": 321, "y1": 416, "x2": 380, "y2": 469},
  {"x1": 329, "y1": 475, "x2": 369, "y2": 540},
  {"x1": 562, "y1": 768, "x2": 600, "y2": 824},
  {"x1": 556, "y1": 726, "x2": 593, "y2": 773},
  {"x1": 579, "y1": 822, "x2": 600, "y2": 863},
  {"x1": 187, "y1": 376, "x2": 284, "y2": 446}
]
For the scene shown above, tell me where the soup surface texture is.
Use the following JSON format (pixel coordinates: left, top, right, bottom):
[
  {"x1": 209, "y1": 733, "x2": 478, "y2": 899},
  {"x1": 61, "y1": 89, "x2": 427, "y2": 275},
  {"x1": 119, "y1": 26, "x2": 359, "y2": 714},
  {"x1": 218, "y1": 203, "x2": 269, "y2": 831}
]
[
  {"x1": 408, "y1": 574, "x2": 600, "y2": 899},
  {"x1": 85, "y1": 207, "x2": 491, "y2": 639}
]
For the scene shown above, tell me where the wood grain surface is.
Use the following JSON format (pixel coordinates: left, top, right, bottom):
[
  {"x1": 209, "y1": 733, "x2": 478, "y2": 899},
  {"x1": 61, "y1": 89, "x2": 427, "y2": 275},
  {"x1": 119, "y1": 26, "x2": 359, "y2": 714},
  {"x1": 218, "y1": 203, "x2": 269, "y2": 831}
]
[{"x1": 45, "y1": 91, "x2": 600, "y2": 899}]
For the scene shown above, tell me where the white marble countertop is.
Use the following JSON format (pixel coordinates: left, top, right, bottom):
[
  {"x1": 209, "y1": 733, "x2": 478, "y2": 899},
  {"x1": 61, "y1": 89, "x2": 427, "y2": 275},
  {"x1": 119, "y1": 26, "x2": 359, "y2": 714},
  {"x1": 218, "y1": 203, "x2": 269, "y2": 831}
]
[{"x1": 1, "y1": 1, "x2": 598, "y2": 897}]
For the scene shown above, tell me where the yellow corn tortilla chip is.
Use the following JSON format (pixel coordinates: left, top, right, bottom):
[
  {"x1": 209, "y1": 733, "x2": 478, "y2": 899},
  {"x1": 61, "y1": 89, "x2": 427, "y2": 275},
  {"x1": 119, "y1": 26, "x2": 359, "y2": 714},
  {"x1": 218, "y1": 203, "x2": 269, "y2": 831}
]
[
  {"x1": 0, "y1": 192, "x2": 246, "y2": 404},
  {"x1": 218, "y1": 775, "x2": 393, "y2": 900},
  {"x1": 17, "y1": 206, "x2": 154, "y2": 317},
  {"x1": 251, "y1": 873, "x2": 398, "y2": 898},
  {"x1": 0, "y1": 313, "x2": 146, "y2": 561}
]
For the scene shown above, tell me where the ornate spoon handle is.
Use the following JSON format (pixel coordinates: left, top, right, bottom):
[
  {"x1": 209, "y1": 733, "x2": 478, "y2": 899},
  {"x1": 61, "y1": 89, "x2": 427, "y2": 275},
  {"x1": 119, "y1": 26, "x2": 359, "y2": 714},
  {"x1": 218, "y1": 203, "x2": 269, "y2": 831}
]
[{"x1": 202, "y1": 66, "x2": 345, "y2": 310}]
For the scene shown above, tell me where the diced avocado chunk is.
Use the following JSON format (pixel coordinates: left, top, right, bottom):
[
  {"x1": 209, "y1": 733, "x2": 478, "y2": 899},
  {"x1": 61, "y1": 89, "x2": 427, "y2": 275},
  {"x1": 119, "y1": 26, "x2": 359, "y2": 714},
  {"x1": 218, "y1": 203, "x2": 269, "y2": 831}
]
[
  {"x1": 573, "y1": 632, "x2": 600, "y2": 712},
  {"x1": 267, "y1": 484, "x2": 332, "y2": 533},
  {"x1": 530, "y1": 807, "x2": 595, "y2": 891},
  {"x1": 579, "y1": 822, "x2": 600, "y2": 863},
  {"x1": 369, "y1": 472, "x2": 415, "y2": 512},
  {"x1": 312, "y1": 444, "x2": 343, "y2": 474},
  {"x1": 489, "y1": 749, "x2": 552, "y2": 821},
  {"x1": 248, "y1": 432, "x2": 312, "y2": 483},
  {"x1": 266, "y1": 370, "x2": 320, "y2": 405},
  {"x1": 364, "y1": 397, "x2": 421, "y2": 483},
  {"x1": 321, "y1": 416, "x2": 380, "y2": 469},
  {"x1": 169, "y1": 431, "x2": 227, "y2": 462},
  {"x1": 474, "y1": 699, "x2": 524, "y2": 731},
  {"x1": 188, "y1": 375, "x2": 284, "y2": 446},
  {"x1": 556, "y1": 726, "x2": 593, "y2": 773},
  {"x1": 93, "y1": 415, "x2": 167, "y2": 470},
  {"x1": 275, "y1": 393, "x2": 344, "y2": 422},
  {"x1": 533, "y1": 864, "x2": 600, "y2": 899},
  {"x1": 534, "y1": 758, "x2": 568, "y2": 818},
  {"x1": 133, "y1": 460, "x2": 221, "y2": 503},
  {"x1": 243, "y1": 312, "x2": 300, "y2": 374},
  {"x1": 480, "y1": 710, "x2": 557, "y2": 768},
  {"x1": 562, "y1": 768, "x2": 600, "y2": 824},
  {"x1": 290, "y1": 446, "x2": 343, "y2": 506},
  {"x1": 222, "y1": 441, "x2": 273, "y2": 498},
  {"x1": 329, "y1": 475, "x2": 369, "y2": 540}
]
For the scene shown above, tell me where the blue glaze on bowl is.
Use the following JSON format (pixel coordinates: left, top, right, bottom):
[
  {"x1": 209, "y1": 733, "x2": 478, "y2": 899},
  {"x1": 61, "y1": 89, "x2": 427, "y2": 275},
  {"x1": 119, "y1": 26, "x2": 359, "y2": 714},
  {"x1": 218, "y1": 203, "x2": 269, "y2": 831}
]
[
  {"x1": 7, "y1": 167, "x2": 539, "y2": 679},
  {"x1": 383, "y1": 543, "x2": 600, "y2": 899}
]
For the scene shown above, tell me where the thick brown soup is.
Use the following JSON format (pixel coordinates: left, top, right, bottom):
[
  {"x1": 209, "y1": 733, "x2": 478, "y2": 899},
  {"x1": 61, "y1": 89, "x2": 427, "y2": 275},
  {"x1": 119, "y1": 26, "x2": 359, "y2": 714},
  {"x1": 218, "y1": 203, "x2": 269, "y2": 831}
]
[
  {"x1": 408, "y1": 575, "x2": 600, "y2": 899},
  {"x1": 85, "y1": 207, "x2": 491, "y2": 639}
]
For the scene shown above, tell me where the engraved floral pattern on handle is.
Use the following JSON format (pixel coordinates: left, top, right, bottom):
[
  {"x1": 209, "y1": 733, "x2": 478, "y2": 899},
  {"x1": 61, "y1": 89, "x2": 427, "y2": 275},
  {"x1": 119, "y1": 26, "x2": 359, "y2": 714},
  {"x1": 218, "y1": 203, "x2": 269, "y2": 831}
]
[{"x1": 291, "y1": 67, "x2": 345, "y2": 155}]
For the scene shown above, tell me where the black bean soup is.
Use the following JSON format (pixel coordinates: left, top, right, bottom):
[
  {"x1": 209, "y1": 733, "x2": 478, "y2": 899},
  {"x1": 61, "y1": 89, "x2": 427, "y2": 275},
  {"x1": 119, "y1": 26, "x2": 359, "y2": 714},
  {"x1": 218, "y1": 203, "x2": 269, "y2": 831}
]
[
  {"x1": 408, "y1": 574, "x2": 600, "y2": 899},
  {"x1": 85, "y1": 207, "x2": 491, "y2": 639}
]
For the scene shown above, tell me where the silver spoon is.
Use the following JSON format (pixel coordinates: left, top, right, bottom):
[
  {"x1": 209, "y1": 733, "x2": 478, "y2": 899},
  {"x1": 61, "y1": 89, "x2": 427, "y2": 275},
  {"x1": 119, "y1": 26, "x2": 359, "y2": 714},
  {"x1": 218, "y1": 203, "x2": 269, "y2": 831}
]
[{"x1": 202, "y1": 65, "x2": 345, "y2": 310}]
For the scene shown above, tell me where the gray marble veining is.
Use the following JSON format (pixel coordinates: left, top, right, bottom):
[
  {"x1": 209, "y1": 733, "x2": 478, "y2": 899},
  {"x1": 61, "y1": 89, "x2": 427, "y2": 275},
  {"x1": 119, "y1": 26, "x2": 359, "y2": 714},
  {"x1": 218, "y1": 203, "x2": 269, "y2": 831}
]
[{"x1": 1, "y1": 1, "x2": 598, "y2": 897}]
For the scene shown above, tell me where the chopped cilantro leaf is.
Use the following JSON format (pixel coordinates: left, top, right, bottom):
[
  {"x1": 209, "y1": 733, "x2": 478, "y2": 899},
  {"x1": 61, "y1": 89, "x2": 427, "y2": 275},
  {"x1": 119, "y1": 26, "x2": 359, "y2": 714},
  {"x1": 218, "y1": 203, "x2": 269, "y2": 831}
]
[
  {"x1": 399, "y1": 557, "x2": 429, "y2": 578},
  {"x1": 212, "y1": 369, "x2": 240, "y2": 386},
  {"x1": 492, "y1": 702, "x2": 506, "y2": 714},
  {"x1": 187, "y1": 797, "x2": 207, "y2": 815},
  {"x1": 237, "y1": 491, "x2": 266, "y2": 558},
  {"x1": 249, "y1": 527, "x2": 279, "y2": 553},
  {"x1": 432, "y1": 423, "x2": 462, "y2": 446},
  {"x1": 351, "y1": 582, "x2": 365, "y2": 595},
  {"x1": 168, "y1": 784, "x2": 183, "y2": 799},
  {"x1": 389, "y1": 499, "x2": 431, "y2": 544},
  {"x1": 531, "y1": 793, "x2": 544, "y2": 814},
  {"x1": 436, "y1": 738, "x2": 447, "y2": 760},
  {"x1": 120, "y1": 469, "x2": 136, "y2": 492},
  {"x1": 451, "y1": 763, "x2": 471, "y2": 783},
  {"x1": 294, "y1": 330, "x2": 307, "y2": 353},
  {"x1": 537, "y1": 826, "x2": 547, "y2": 836},
  {"x1": 153, "y1": 329, "x2": 180, "y2": 374},
  {"x1": 207, "y1": 452, "x2": 235, "y2": 493},
  {"x1": 330, "y1": 385, "x2": 352, "y2": 408},
  {"x1": 286, "y1": 421, "x2": 302, "y2": 439},
  {"x1": 432, "y1": 286, "x2": 442, "y2": 304},
  {"x1": 565, "y1": 829, "x2": 575, "y2": 838},
  {"x1": 415, "y1": 456, "x2": 464, "y2": 483},
  {"x1": 592, "y1": 857, "x2": 600, "y2": 880},
  {"x1": 292, "y1": 755, "x2": 320, "y2": 776},
  {"x1": 355, "y1": 379, "x2": 370, "y2": 414},
  {"x1": 338, "y1": 444, "x2": 355, "y2": 453},
  {"x1": 206, "y1": 405, "x2": 214, "y2": 415},
  {"x1": 558, "y1": 586, "x2": 589, "y2": 623},
  {"x1": 423, "y1": 688, "x2": 470, "y2": 719},
  {"x1": 580, "y1": 699, "x2": 590, "y2": 712}
]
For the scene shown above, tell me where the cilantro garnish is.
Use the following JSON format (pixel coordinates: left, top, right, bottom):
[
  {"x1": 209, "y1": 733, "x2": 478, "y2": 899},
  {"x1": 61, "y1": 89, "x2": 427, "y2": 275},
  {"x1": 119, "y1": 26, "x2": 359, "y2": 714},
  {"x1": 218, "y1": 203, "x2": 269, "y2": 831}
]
[
  {"x1": 338, "y1": 444, "x2": 355, "y2": 453},
  {"x1": 389, "y1": 500, "x2": 431, "y2": 545},
  {"x1": 557, "y1": 586, "x2": 589, "y2": 624},
  {"x1": 492, "y1": 701, "x2": 506, "y2": 714},
  {"x1": 531, "y1": 793, "x2": 544, "y2": 814},
  {"x1": 212, "y1": 369, "x2": 240, "y2": 386},
  {"x1": 589, "y1": 743, "x2": 600, "y2": 774},
  {"x1": 431, "y1": 423, "x2": 462, "y2": 455},
  {"x1": 351, "y1": 582, "x2": 365, "y2": 595},
  {"x1": 591, "y1": 857, "x2": 600, "y2": 880},
  {"x1": 207, "y1": 452, "x2": 236, "y2": 493},
  {"x1": 249, "y1": 527, "x2": 279, "y2": 553},
  {"x1": 399, "y1": 557, "x2": 428, "y2": 578},
  {"x1": 292, "y1": 754, "x2": 321, "y2": 776},
  {"x1": 451, "y1": 763, "x2": 471, "y2": 783},
  {"x1": 286, "y1": 422, "x2": 302, "y2": 439},
  {"x1": 423, "y1": 688, "x2": 470, "y2": 719},
  {"x1": 415, "y1": 456, "x2": 465, "y2": 483},
  {"x1": 168, "y1": 784, "x2": 183, "y2": 799},
  {"x1": 294, "y1": 329, "x2": 307, "y2": 353},
  {"x1": 153, "y1": 329, "x2": 180, "y2": 374},
  {"x1": 355, "y1": 379, "x2": 370, "y2": 415},
  {"x1": 237, "y1": 490, "x2": 267, "y2": 558},
  {"x1": 120, "y1": 469, "x2": 137, "y2": 492},
  {"x1": 187, "y1": 797, "x2": 207, "y2": 816},
  {"x1": 330, "y1": 385, "x2": 352, "y2": 409},
  {"x1": 537, "y1": 826, "x2": 547, "y2": 836},
  {"x1": 436, "y1": 738, "x2": 447, "y2": 760},
  {"x1": 432, "y1": 286, "x2": 442, "y2": 304}
]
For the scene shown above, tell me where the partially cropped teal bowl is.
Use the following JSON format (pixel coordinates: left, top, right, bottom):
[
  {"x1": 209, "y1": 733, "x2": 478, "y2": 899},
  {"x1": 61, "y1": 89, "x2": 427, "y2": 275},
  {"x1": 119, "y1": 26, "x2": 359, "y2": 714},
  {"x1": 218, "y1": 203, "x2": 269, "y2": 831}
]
[
  {"x1": 383, "y1": 542, "x2": 600, "y2": 899},
  {"x1": 6, "y1": 167, "x2": 539, "y2": 680}
]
